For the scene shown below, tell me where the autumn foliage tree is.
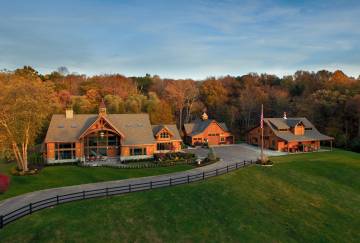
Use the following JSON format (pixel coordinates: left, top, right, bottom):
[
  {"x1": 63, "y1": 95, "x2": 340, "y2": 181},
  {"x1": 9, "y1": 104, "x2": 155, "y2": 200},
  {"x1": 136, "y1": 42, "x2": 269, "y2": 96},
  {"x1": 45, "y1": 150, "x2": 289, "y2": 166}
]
[
  {"x1": 0, "y1": 65, "x2": 359, "y2": 159},
  {"x1": 0, "y1": 71, "x2": 56, "y2": 172}
]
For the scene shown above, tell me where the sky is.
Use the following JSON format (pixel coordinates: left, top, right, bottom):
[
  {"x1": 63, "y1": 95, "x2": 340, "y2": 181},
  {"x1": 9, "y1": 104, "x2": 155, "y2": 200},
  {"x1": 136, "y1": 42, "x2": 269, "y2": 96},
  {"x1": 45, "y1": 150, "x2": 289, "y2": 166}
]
[{"x1": 0, "y1": 0, "x2": 359, "y2": 79}]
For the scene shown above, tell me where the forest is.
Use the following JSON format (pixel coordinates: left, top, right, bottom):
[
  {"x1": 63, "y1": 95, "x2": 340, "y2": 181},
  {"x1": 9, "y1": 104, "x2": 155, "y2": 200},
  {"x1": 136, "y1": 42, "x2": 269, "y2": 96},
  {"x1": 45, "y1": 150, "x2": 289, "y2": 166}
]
[{"x1": 1, "y1": 66, "x2": 360, "y2": 163}]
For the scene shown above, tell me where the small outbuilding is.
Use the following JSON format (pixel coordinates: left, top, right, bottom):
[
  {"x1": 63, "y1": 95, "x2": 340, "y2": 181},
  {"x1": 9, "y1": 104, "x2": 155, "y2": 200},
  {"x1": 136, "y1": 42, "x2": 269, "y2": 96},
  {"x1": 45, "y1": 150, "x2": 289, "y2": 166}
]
[{"x1": 183, "y1": 112, "x2": 234, "y2": 146}]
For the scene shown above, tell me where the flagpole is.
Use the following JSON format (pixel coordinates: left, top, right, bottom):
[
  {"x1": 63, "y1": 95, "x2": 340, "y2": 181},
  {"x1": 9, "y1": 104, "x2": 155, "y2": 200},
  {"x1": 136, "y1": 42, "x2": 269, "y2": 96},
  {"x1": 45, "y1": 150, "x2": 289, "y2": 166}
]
[{"x1": 260, "y1": 104, "x2": 264, "y2": 162}]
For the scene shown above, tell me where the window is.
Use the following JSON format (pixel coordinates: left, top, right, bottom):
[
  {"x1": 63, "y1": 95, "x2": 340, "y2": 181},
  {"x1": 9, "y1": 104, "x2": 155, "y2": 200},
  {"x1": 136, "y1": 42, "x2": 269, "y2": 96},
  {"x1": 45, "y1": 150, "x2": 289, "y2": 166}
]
[
  {"x1": 130, "y1": 147, "x2": 146, "y2": 156},
  {"x1": 108, "y1": 135, "x2": 118, "y2": 146},
  {"x1": 55, "y1": 143, "x2": 76, "y2": 160},
  {"x1": 220, "y1": 137, "x2": 225, "y2": 142},
  {"x1": 272, "y1": 140, "x2": 275, "y2": 147},
  {"x1": 157, "y1": 142, "x2": 172, "y2": 151},
  {"x1": 160, "y1": 132, "x2": 170, "y2": 138}
]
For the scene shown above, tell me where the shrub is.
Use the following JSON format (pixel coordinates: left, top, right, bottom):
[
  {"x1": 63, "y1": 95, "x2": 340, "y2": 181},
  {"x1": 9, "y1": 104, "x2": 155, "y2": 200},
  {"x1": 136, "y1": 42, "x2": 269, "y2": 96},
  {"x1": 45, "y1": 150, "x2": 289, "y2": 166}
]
[
  {"x1": 350, "y1": 137, "x2": 360, "y2": 153},
  {"x1": 0, "y1": 174, "x2": 10, "y2": 193},
  {"x1": 29, "y1": 152, "x2": 44, "y2": 166}
]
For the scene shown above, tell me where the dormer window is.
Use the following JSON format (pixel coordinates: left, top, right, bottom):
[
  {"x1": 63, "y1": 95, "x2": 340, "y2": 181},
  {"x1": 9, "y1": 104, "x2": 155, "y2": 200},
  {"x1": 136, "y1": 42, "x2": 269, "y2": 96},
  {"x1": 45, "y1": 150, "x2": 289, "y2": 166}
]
[{"x1": 160, "y1": 132, "x2": 170, "y2": 138}]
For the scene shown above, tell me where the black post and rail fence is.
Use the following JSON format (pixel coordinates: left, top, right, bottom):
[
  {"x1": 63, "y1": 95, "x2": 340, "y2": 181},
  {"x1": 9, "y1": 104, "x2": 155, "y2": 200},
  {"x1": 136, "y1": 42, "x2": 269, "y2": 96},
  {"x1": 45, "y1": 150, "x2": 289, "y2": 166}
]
[{"x1": 0, "y1": 160, "x2": 254, "y2": 229}]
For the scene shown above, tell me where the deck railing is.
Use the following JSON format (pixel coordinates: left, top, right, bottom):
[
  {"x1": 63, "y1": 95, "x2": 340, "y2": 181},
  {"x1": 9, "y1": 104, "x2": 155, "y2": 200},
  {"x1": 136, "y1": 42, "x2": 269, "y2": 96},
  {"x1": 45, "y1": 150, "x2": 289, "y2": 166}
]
[{"x1": 0, "y1": 160, "x2": 254, "y2": 229}]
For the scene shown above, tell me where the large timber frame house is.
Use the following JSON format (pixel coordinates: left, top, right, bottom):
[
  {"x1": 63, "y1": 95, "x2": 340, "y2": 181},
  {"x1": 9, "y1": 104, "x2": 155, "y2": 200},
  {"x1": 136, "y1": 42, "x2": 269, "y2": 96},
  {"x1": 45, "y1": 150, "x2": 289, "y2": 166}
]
[
  {"x1": 43, "y1": 101, "x2": 182, "y2": 164},
  {"x1": 247, "y1": 113, "x2": 334, "y2": 152}
]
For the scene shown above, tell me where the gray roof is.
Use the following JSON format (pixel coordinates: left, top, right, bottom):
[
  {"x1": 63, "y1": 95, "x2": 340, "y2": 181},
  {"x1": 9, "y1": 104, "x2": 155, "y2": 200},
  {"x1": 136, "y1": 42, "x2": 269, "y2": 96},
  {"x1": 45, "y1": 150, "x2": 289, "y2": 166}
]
[
  {"x1": 45, "y1": 113, "x2": 156, "y2": 145},
  {"x1": 152, "y1": 124, "x2": 182, "y2": 140},
  {"x1": 184, "y1": 119, "x2": 229, "y2": 136},
  {"x1": 264, "y1": 117, "x2": 333, "y2": 142}
]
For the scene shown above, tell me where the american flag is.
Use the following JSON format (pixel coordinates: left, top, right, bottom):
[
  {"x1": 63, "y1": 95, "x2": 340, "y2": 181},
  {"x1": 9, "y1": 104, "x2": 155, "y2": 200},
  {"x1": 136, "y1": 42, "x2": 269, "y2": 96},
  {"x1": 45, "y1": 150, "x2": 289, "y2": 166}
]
[{"x1": 260, "y1": 104, "x2": 264, "y2": 128}]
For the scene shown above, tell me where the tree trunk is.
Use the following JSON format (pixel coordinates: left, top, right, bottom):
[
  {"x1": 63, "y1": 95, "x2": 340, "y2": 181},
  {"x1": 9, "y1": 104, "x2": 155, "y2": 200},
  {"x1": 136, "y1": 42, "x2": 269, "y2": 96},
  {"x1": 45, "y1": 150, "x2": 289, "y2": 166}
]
[{"x1": 179, "y1": 108, "x2": 183, "y2": 130}]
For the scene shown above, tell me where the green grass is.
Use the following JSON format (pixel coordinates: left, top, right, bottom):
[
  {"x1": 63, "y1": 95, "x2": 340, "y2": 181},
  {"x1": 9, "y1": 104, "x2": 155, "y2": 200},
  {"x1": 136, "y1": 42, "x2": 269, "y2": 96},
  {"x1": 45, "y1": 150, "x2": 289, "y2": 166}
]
[
  {"x1": 0, "y1": 150, "x2": 359, "y2": 242},
  {"x1": 0, "y1": 162, "x2": 193, "y2": 201}
]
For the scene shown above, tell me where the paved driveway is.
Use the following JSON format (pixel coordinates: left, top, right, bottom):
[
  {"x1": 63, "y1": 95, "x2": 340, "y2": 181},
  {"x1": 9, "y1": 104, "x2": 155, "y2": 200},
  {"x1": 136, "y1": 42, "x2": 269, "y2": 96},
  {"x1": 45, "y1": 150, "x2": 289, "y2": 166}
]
[{"x1": 185, "y1": 143, "x2": 287, "y2": 163}]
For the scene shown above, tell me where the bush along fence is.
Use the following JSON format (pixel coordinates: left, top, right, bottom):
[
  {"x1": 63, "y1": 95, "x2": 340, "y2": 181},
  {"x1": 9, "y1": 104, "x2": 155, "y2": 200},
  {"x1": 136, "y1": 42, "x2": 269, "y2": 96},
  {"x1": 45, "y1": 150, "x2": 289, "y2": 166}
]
[{"x1": 0, "y1": 160, "x2": 254, "y2": 229}]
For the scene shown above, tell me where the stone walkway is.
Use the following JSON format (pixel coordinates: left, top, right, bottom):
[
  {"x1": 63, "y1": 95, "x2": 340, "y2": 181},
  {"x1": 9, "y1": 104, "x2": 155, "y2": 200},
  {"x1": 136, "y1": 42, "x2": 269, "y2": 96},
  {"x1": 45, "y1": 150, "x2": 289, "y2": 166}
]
[{"x1": 0, "y1": 144, "x2": 262, "y2": 216}]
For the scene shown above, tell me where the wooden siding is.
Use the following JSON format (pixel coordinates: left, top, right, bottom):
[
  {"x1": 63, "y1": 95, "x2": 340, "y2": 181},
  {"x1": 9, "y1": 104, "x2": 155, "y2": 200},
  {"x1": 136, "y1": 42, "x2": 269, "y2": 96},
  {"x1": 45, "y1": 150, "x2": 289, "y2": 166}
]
[
  {"x1": 188, "y1": 121, "x2": 234, "y2": 146},
  {"x1": 293, "y1": 124, "x2": 305, "y2": 136},
  {"x1": 47, "y1": 143, "x2": 55, "y2": 160},
  {"x1": 247, "y1": 124, "x2": 322, "y2": 152}
]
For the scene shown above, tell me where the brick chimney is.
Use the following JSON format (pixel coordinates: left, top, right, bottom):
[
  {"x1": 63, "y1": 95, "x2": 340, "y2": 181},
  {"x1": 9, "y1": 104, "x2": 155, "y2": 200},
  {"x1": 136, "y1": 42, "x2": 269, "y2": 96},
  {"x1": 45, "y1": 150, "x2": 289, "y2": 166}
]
[{"x1": 65, "y1": 107, "x2": 73, "y2": 119}]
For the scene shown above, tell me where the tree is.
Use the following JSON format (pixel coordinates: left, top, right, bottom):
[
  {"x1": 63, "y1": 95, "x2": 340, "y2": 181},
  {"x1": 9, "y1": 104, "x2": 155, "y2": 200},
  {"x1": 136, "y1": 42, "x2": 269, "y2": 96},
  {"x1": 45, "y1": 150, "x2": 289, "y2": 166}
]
[
  {"x1": 57, "y1": 66, "x2": 69, "y2": 76},
  {"x1": 131, "y1": 74, "x2": 154, "y2": 94},
  {"x1": 149, "y1": 100, "x2": 174, "y2": 124},
  {"x1": 0, "y1": 74, "x2": 56, "y2": 172},
  {"x1": 104, "y1": 95, "x2": 125, "y2": 113},
  {"x1": 199, "y1": 78, "x2": 228, "y2": 120},
  {"x1": 164, "y1": 80, "x2": 186, "y2": 128}
]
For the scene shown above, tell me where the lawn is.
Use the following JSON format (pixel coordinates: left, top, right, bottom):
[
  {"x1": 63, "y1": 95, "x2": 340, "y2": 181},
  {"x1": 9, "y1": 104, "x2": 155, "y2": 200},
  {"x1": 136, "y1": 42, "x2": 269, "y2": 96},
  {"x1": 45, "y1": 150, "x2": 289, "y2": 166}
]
[
  {"x1": 0, "y1": 150, "x2": 359, "y2": 242},
  {"x1": 0, "y1": 161, "x2": 193, "y2": 201}
]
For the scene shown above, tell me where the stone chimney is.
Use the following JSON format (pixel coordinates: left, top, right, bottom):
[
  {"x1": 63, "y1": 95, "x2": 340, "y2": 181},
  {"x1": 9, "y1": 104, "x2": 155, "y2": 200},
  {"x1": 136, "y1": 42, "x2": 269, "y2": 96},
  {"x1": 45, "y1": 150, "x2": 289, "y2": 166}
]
[
  {"x1": 283, "y1": 112, "x2": 287, "y2": 120},
  {"x1": 65, "y1": 107, "x2": 73, "y2": 119}
]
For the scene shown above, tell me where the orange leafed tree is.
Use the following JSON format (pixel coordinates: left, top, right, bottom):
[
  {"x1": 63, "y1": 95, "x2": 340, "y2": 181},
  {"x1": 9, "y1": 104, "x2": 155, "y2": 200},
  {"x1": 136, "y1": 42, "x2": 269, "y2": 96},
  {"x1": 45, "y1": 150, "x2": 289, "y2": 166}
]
[{"x1": 0, "y1": 72, "x2": 56, "y2": 172}]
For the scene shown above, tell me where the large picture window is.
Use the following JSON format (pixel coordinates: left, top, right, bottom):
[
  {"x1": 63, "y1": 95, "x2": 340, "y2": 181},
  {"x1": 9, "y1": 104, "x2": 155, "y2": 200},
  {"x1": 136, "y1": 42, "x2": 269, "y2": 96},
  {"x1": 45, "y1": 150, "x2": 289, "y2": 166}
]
[
  {"x1": 84, "y1": 130, "x2": 120, "y2": 159},
  {"x1": 130, "y1": 147, "x2": 146, "y2": 156},
  {"x1": 55, "y1": 143, "x2": 76, "y2": 160}
]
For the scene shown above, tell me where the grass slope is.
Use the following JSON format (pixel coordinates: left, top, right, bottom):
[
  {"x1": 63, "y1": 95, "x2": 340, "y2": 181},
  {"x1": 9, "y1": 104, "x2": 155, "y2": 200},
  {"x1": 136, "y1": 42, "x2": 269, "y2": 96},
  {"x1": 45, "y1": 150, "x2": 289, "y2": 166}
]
[
  {"x1": 0, "y1": 162, "x2": 193, "y2": 201},
  {"x1": 1, "y1": 150, "x2": 359, "y2": 242}
]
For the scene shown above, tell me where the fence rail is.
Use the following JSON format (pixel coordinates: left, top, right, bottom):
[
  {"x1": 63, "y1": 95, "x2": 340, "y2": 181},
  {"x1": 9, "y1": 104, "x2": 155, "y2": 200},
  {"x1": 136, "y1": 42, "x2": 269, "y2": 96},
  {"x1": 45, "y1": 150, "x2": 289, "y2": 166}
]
[{"x1": 0, "y1": 160, "x2": 254, "y2": 229}]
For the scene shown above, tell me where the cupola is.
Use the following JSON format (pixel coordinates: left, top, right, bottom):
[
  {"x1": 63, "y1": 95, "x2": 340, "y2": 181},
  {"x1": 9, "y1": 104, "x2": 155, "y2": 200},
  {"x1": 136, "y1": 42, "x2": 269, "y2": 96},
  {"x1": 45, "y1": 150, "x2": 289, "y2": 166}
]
[
  {"x1": 201, "y1": 112, "x2": 208, "y2": 120},
  {"x1": 99, "y1": 99, "x2": 107, "y2": 116},
  {"x1": 283, "y1": 112, "x2": 287, "y2": 120}
]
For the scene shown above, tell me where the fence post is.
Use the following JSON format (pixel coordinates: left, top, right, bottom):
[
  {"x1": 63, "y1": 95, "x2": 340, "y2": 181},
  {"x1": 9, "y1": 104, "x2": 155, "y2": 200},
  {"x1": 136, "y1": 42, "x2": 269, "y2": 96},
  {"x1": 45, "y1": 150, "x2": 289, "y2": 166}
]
[
  {"x1": 226, "y1": 165, "x2": 229, "y2": 173},
  {"x1": 150, "y1": 181, "x2": 152, "y2": 189},
  {"x1": 106, "y1": 187, "x2": 109, "y2": 197},
  {"x1": 170, "y1": 178, "x2": 172, "y2": 186},
  {"x1": 203, "y1": 171, "x2": 205, "y2": 180},
  {"x1": 216, "y1": 169, "x2": 218, "y2": 176},
  {"x1": 56, "y1": 195, "x2": 59, "y2": 205},
  {"x1": 29, "y1": 203, "x2": 33, "y2": 214},
  {"x1": 243, "y1": 160, "x2": 245, "y2": 166},
  {"x1": 0, "y1": 215, "x2": 3, "y2": 229},
  {"x1": 129, "y1": 184, "x2": 131, "y2": 192},
  {"x1": 82, "y1": 191, "x2": 85, "y2": 199},
  {"x1": 187, "y1": 175, "x2": 190, "y2": 183}
]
